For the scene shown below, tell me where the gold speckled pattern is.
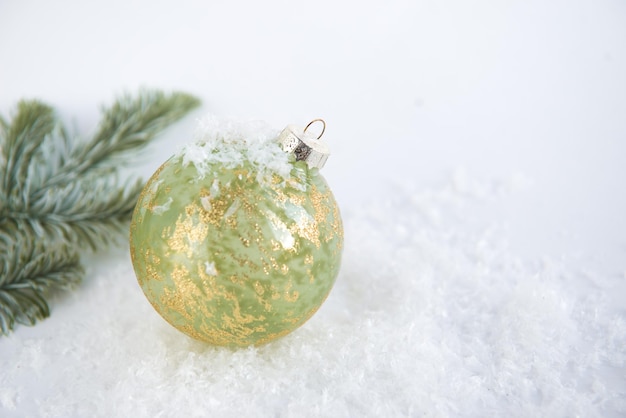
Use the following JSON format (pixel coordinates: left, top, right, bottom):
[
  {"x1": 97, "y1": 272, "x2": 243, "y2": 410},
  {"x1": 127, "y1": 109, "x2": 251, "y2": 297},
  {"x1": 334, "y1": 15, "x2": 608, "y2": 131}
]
[{"x1": 130, "y1": 155, "x2": 343, "y2": 347}]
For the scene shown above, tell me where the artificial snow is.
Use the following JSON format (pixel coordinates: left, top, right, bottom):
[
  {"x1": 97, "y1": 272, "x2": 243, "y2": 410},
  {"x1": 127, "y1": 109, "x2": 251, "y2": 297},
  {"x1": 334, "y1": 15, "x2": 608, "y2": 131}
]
[
  {"x1": 204, "y1": 261, "x2": 217, "y2": 277},
  {"x1": 151, "y1": 197, "x2": 173, "y2": 215},
  {"x1": 1, "y1": 172, "x2": 625, "y2": 417},
  {"x1": 180, "y1": 115, "x2": 292, "y2": 184}
]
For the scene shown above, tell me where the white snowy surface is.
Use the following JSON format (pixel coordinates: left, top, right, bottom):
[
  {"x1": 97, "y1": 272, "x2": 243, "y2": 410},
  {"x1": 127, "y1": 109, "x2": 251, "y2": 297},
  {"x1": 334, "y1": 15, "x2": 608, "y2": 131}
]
[{"x1": 1, "y1": 0, "x2": 625, "y2": 417}]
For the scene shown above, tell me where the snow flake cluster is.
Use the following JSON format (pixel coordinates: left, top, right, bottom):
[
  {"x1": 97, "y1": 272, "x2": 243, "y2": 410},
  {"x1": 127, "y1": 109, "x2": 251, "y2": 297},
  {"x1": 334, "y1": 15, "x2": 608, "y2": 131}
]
[{"x1": 179, "y1": 115, "x2": 293, "y2": 184}]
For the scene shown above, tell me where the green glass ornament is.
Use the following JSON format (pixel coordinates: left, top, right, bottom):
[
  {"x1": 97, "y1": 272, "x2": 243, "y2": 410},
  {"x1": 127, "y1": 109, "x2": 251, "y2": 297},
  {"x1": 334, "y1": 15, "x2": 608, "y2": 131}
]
[{"x1": 130, "y1": 118, "x2": 343, "y2": 347}]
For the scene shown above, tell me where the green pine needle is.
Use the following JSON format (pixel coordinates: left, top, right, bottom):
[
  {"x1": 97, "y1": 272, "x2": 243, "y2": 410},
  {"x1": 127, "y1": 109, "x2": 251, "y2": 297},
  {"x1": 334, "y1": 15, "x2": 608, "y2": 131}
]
[
  {"x1": 0, "y1": 89, "x2": 200, "y2": 334},
  {"x1": 0, "y1": 223, "x2": 84, "y2": 335},
  {"x1": 32, "y1": 90, "x2": 201, "y2": 196},
  {"x1": 1, "y1": 101, "x2": 56, "y2": 199},
  {"x1": 9, "y1": 178, "x2": 146, "y2": 250}
]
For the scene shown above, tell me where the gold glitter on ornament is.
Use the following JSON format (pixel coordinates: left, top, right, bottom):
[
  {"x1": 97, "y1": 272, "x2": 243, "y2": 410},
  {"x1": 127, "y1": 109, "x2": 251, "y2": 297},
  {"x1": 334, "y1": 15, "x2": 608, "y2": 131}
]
[{"x1": 130, "y1": 118, "x2": 343, "y2": 347}]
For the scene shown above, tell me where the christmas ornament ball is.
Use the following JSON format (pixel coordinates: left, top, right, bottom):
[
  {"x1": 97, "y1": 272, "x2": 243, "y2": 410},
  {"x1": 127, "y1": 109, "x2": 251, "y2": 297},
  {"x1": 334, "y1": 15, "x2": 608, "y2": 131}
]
[{"x1": 130, "y1": 118, "x2": 343, "y2": 347}]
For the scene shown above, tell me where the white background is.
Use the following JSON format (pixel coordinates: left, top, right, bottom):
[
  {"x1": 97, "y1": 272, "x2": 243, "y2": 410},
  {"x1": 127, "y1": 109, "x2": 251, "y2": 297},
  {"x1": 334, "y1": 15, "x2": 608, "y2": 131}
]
[
  {"x1": 1, "y1": 0, "x2": 625, "y2": 416},
  {"x1": 2, "y1": 0, "x2": 624, "y2": 266}
]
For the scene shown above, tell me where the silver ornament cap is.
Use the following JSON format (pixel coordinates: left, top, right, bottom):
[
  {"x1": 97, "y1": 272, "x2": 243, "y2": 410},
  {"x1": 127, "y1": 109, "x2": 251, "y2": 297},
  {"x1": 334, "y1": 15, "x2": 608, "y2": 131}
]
[{"x1": 277, "y1": 119, "x2": 330, "y2": 169}]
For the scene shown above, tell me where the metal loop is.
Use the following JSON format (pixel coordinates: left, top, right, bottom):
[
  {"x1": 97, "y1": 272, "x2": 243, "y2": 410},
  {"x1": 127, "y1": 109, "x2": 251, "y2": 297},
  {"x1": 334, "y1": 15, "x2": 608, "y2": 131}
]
[{"x1": 303, "y1": 118, "x2": 326, "y2": 140}]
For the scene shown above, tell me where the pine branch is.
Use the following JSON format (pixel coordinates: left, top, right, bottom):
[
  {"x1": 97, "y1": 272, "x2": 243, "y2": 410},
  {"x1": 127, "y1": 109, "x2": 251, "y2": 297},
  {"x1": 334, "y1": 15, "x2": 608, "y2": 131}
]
[
  {"x1": 32, "y1": 90, "x2": 200, "y2": 195},
  {"x1": 0, "y1": 223, "x2": 83, "y2": 335},
  {"x1": 1, "y1": 89, "x2": 200, "y2": 249},
  {"x1": 0, "y1": 101, "x2": 56, "y2": 199},
  {"x1": 8, "y1": 178, "x2": 145, "y2": 250},
  {"x1": 0, "y1": 89, "x2": 200, "y2": 334}
]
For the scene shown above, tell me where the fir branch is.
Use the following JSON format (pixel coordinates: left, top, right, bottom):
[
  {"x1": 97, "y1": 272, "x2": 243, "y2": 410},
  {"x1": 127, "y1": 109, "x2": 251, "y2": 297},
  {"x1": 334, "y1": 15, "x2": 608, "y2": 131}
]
[
  {"x1": 8, "y1": 178, "x2": 145, "y2": 250},
  {"x1": 33, "y1": 90, "x2": 200, "y2": 194},
  {"x1": 1, "y1": 89, "x2": 200, "y2": 249},
  {"x1": 0, "y1": 223, "x2": 83, "y2": 335},
  {"x1": 0, "y1": 89, "x2": 200, "y2": 334},
  {"x1": 0, "y1": 101, "x2": 56, "y2": 199}
]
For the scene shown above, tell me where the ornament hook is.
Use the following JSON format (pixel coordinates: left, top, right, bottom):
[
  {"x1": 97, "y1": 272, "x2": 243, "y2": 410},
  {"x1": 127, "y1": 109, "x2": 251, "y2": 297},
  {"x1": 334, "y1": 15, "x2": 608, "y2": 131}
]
[{"x1": 303, "y1": 118, "x2": 326, "y2": 140}]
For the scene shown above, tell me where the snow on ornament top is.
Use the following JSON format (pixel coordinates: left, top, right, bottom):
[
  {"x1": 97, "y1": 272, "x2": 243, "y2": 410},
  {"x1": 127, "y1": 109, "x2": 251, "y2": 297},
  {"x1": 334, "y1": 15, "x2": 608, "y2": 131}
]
[
  {"x1": 129, "y1": 116, "x2": 343, "y2": 347},
  {"x1": 179, "y1": 116, "x2": 330, "y2": 185},
  {"x1": 181, "y1": 116, "x2": 289, "y2": 183}
]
